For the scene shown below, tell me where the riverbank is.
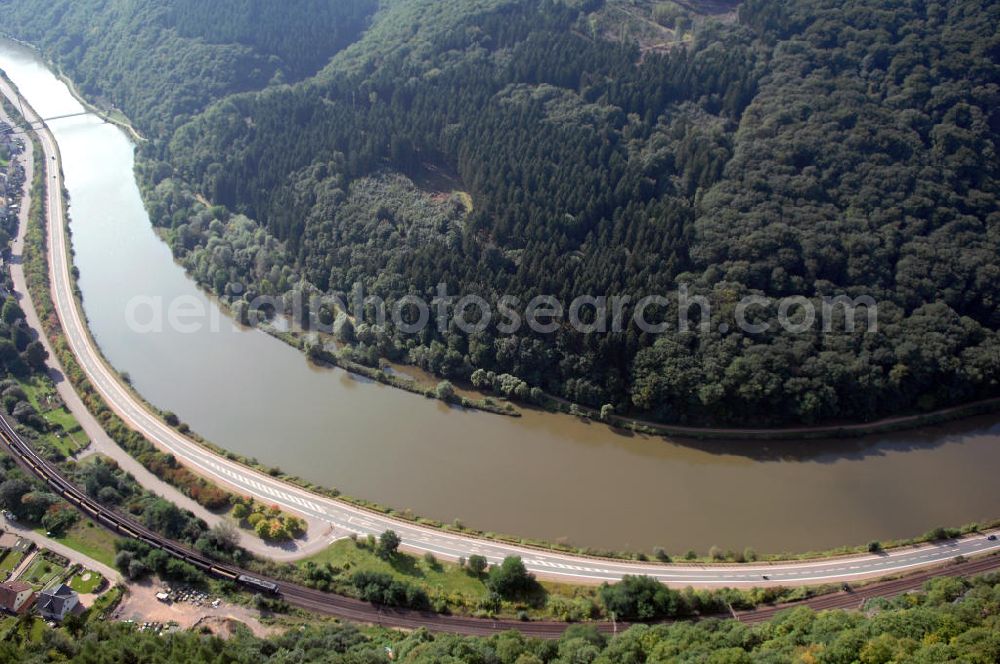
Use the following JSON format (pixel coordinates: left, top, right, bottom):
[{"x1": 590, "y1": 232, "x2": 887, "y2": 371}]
[
  {"x1": 550, "y1": 393, "x2": 1000, "y2": 441},
  {"x1": 5, "y1": 35, "x2": 1000, "y2": 562},
  {"x1": 0, "y1": 72, "x2": 338, "y2": 562},
  {"x1": 7, "y1": 68, "x2": 992, "y2": 615},
  {"x1": 0, "y1": 32, "x2": 144, "y2": 143},
  {"x1": 155, "y1": 174, "x2": 1000, "y2": 441},
  {"x1": 304, "y1": 344, "x2": 519, "y2": 417},
  {"x1": 55, "y1": 70, "x2": 144, "y2": 142}
]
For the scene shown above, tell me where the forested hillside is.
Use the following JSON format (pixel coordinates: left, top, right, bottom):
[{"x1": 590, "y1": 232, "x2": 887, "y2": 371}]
[
  {"x1": 5, "y1": 573, "x2": 1000, "y2": 662},
  {"x1": 3, "y1": 0, "x2": 999, "y2": 426},
  {"x1": 0, "y1": 0, "x2": 376, "y2": 136}
]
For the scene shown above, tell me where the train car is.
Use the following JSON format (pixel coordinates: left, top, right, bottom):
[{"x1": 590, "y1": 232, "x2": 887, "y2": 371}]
[
  {"x1": 211, "y1": 566, "x2": 239, "y2": 581},
  {"x1": 118, "y1": 525, "x2": 139, "y2": 539},
  {"x1": 184, "y1": 556, "x2": 211, "y2": 571},
  {"x1": 97, "y1": 512, "x2": 118, "y2": 528},
  {"x1": 50, "y1": 480, "x2": 76, "y2": 496},
  {"x1": 238, "y1": 574, "x2": 279, "y2": 594}
]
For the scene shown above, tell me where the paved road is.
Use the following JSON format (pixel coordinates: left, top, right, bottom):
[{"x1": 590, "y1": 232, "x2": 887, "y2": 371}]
[
  {"x1": 0, "y1": 91, "x2": 335, "y2": 563},
  {"x1": 7, "y1": 405, "x2": 999, "y2": 637},
  {"x1": 4, "y1": 75, "x2": 1000, "y2": 589},
  {"x1": 0, "y1": 515, "x2": 121, "y2": 583}
]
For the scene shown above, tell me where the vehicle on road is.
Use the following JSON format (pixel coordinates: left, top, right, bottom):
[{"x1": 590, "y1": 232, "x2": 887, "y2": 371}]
[{"x1": 988, "y1": 535, "x2": 997, "y2": 541}]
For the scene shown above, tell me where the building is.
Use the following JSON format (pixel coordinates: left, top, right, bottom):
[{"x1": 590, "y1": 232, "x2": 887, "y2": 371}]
[
  {"x1": 0, "y1": 580, "x2": 35, "y2": 614},
  {"x1": 35, "y1": 583, "x2": 78, "y2": 621}
]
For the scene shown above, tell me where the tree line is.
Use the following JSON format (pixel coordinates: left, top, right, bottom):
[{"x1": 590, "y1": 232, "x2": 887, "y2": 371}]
[
  {"x1": 5, "y1": 0, "x2": 1000, "y2": 425},
  {"x1": 3, "y1": 571, "x2": 1000, "y2": 662}
]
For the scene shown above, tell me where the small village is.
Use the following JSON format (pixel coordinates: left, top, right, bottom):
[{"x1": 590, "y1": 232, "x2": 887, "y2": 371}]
[
  {"x1": 0, "y1": 122, "x2": 26, "y2": 238},
  {"x1": 0, "y1": 524, "x2": 267, "y2": 638},
  {"x1": 0, "y1": 528, "x2": 105, "y2": 626}
]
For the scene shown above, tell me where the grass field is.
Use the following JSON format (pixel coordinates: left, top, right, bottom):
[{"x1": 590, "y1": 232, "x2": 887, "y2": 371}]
[
  {"x1": 40, "y1": 427, "x2": 87, "y2": 459},
  {"x1": 85, "y1": 585, "x2": 123, "y2": 623},
  {"x1": 0, "y1": 549, "x2": 25, "y2": 577},
  {"x1": 40, "y1": 520, "x2": 119, "y2": 568},
  {"x1": 39, "y1": 405, "x2": 78, "y2": 432},
  {"x1": 19, "y1": 377, "x2": 88, "y2": 457},
  {"x1": 68, "y1": 569, "x2": 104, "y2": 594},
  {"x1": 20, "y1": 555, "x2": 67, "y2": 589},
  {"x1": 297, "y1": 538, "x2": 600, "y2": 618},
  {"x1": 0, "y1": 615, "x2": 44, "y2": 643},
  {"x1": 300, "y1": 538, "x2": 488, "y2": 603}
]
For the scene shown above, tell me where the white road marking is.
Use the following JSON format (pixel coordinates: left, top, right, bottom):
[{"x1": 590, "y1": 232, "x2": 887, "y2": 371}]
[{"x1": 5, "y1": 75, "x2": 999, "y2": 589}]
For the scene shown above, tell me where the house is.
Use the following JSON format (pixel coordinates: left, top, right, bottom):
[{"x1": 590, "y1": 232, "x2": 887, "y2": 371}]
[
  {"x1": 0, "y1": 580, "x2": 35, "y2": 614},
  {"x1": 35, "y1": 583, "x2": 78, "y2": 621}
]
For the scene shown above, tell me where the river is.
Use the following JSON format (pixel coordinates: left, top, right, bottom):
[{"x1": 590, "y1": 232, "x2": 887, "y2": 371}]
[{"x1": 2, "y1": 38, "x2": 999, "y2": 555}]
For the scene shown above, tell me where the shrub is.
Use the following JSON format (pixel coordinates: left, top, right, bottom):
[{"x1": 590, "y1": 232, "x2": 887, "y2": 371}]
[
  {"x1": 467, "y1": 554, "x2": 488, "y2": 575},
  {"x1": 486, "y1": 556, "x2": 535, "y2": 599},
  {"x1": 600, "y1": 575, "x2": 688, "y2": 621},
  {"x1": 377, "y1": 530, "x2": 401, "y2": 560},
  {"x1": 41, "y1": 505, "x2": 78, "y2": 535},
  {"x1": 350, "y1": 571, "x2": 428, "y2": 609}
]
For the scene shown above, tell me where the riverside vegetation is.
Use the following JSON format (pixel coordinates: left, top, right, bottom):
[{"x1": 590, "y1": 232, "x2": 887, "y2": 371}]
[
  {"x1": 2, "y1": 0, "x2": 998, "y2": 427},
  {"x1": 2, "y1": 0, "x2": 998, "y2": 564},
  {"x1": 1, "y1": 3, "x2": 1000, "y2": 628},
  {"x1": 0, "y1": 127, "x2": 243, "y2": 572},
  {"x1": 2, "y1": 572, "x2": 1000, "y2": 662},
  {"x1": 3, "y1": 91, "x2": 305, "y2": 544},
  {"x1": 0, "y1": 93, "x2": 836, "y2": 618}
]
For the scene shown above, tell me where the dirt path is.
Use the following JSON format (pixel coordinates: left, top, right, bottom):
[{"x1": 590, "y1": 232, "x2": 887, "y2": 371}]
[
  {"x1": 1, "y1": 514, "x2": 121, "y2": 582},
  {"x1": 8, "y1": 548, "x2": 37, "y2": 581}
]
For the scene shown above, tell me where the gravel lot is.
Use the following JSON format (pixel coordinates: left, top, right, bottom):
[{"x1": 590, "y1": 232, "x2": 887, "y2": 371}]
[{"x1": 113, "y1": 579, "x2": 275, "y2": 637}]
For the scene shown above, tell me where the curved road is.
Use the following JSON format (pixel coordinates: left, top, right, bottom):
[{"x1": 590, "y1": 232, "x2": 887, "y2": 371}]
[
  {"x1": 4, "y1": 407, "x2": 1000, "y2": 638},
  {"x1": 4, "y1": 76, "x2": 1000, "y2": 589},
  {"x1": 0, "y1": 93, "x2": 338, "y2": 563}
]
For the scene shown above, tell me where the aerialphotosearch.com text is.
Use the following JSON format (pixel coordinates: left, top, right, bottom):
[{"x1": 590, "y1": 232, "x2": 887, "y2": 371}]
[{"x1": 125, "y1": 283, "x2": 879, "y2": 338}]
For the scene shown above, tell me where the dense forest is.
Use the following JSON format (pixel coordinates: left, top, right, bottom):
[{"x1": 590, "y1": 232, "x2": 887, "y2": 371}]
[
  {"x1": 0, "y1": 0, "x2": 376, "y2": 137},
  {"x1": 3, "y1": 0, "x2": 999, "y2": 425},
  {"x1": 4, "y1": 573, "x2": 1000, "y2": 662}
]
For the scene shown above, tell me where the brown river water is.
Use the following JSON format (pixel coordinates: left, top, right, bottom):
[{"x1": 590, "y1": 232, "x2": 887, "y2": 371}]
[{"x1": 3, "y1": 38, "x2": 999, "y2": 554}]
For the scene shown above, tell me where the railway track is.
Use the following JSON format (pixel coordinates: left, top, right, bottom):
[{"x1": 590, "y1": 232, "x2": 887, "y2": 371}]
[
  {"x1": 0, "y1": 413, "x2": 588, "y2": 635},
  {"x1": 2, "y1": 413, "x2": 998, "y2": 637}
]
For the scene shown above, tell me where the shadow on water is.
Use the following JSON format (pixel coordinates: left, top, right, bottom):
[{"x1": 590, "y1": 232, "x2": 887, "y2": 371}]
[
  {"x1": 6, "y1": 32, "x2": 999, "y2": 552},
  {"x1": 643, "y1": 413, "x2": 1000, "y2": 464},
  {"x1": 504, "y1": 397, "x2": 1000, "y2": 465}
]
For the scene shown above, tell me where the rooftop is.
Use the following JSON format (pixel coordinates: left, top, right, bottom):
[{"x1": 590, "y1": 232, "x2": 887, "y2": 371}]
[{"x1": 0, "y1": 580, "x2": 32, "y2": 593}]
